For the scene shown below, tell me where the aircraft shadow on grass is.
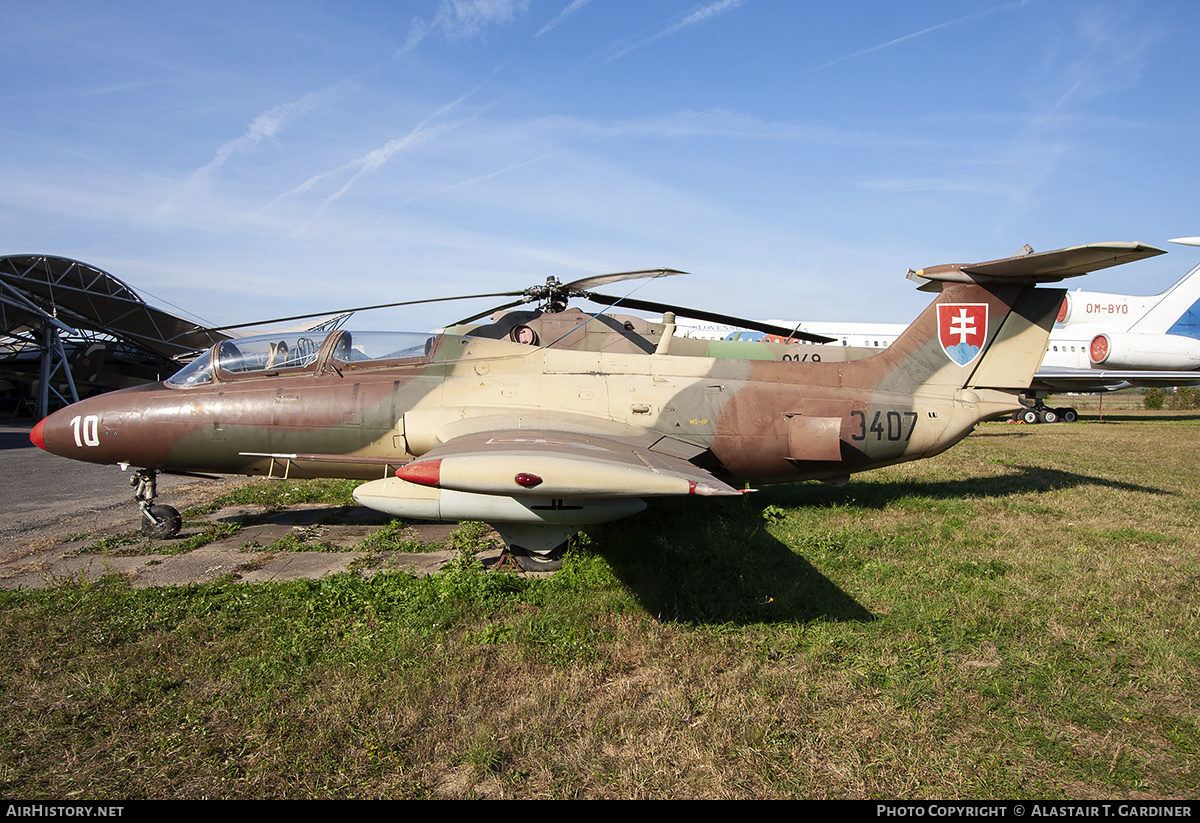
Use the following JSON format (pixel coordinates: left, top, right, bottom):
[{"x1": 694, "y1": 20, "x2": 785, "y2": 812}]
[
  {"x1": 755, "y1": 463, "x2": 1168, "y2": 510},
  {"x1": 591, "y1": 500, "x2": 877, "y2": 627},
  {"x1": 588, "y1": 462, "x2": 1168, "y2": 626}
]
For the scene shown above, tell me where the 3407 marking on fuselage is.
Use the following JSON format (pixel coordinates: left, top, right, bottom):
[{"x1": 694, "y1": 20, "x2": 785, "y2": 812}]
[{"x1": 849, "y1": 409, "x2": 918, "y2": 443}]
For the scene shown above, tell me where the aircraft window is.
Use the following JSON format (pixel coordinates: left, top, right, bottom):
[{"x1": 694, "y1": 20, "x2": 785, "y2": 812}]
[
  {"x1": 509, "y1": 325, "x2": 539, "y2": 345},
  {"x1": 332, "y1": 332, "x2": 436, "y2": 364},
  {"x1": 166, "y1": 348, "x2": 214, "y2": 387},
  {"x1": 216, "y1": 333, "x2": 326, "y2": 376}
]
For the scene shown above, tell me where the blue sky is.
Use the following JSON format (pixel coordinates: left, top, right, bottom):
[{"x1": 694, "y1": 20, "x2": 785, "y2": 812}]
[{"x1": 2, "y1": 0, "x2": 1197, "y2": 331}]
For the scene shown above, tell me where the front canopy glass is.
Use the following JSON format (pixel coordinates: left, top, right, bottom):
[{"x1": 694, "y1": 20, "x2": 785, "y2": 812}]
[{"x1": 166, "y1": 330, "x2": 442, "y2": 387}]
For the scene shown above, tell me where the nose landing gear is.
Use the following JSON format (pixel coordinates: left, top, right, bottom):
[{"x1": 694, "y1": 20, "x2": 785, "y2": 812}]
[{"x1": 131, "y1": 468, "x2": 182, "y2": 538}]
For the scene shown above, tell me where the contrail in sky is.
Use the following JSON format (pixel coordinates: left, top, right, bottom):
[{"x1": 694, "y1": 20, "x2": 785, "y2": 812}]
[
  {"x1": 192, "y1": 92, "x2": 323, "y2": 182},
  {"x1": 159, "y1": 91, "x2": 323, "y2": 218},
  {"x1": 537, "y1": 0, "x2": 594, "y2": 37},
  {"x1": 292, "y1": 86, "x2": 488, "y2": 234},
  {"x1": 606, "y1": 0, "x2": 746, "y2": 61},
  {"x1": 810, "y1": 0, "x2": 1034, "y2": 72}
]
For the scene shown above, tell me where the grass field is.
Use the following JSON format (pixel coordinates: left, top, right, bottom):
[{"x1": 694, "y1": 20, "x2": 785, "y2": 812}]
[{"x1": 1, "y1": 412, "x2": 1197, "y2": 799}]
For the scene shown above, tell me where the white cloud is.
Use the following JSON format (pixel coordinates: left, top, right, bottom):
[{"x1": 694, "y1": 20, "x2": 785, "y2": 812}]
[
  {"x1": 435, "y1": 0, "x2": 531, "y2": 40},
  {"x1": 400, "y1": 0, "x2": 531, "y2": 53},
  {"x1": 396, "y1": 18, "x2": 430, "y2": 57},
  {"x1": 1036, "y1": 3, "x2": 1160, "y2": 114}
]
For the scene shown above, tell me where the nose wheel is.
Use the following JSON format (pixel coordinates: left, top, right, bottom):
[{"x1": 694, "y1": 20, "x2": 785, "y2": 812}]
[{"x1": 131, "y1": 469, "x2": 182, "y2": 538}]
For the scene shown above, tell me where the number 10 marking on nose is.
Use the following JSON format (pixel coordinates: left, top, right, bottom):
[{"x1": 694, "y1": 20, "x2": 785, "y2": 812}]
[{"x1": 70, "y1": 414, "x2": 100, "y2": 447}]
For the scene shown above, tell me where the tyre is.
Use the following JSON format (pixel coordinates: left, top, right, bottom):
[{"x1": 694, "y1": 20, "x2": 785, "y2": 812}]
[
  {"x1": 141, "y1": 505, "x2": 182, "y2": 538},
  {"x1": 509, "y1": 543, "x2": 566, "y2": 572}
]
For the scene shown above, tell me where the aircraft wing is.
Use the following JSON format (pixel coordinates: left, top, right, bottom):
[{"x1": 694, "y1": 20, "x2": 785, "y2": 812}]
[
  {"x1": 393, "y1": 429, "x2": 744, "y2": 498},
  {"x1": 1031, "y1": 366, "x2": 1200, "y2": 393}
]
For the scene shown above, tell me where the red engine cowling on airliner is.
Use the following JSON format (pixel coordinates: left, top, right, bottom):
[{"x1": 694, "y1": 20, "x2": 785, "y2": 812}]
[{"x1": 1089, "y1": 332, "x2": 1200, "y2": 370}]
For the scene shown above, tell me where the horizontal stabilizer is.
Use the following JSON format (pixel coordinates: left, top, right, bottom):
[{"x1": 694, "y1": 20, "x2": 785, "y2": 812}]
[{"x1": 909, "y1": 242, "x2": 1165, "y2": 290}]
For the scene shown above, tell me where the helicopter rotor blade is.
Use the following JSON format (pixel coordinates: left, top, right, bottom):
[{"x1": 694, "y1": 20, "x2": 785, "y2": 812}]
[
  {"x1": 583, "y1": 292, "x2": 836, "y2": 344},
  {"x1": 443, "y1": 269, "x2": 691, "y2": 327},
  {"x1": 447, "y1": 298, "x2": 534, "y2": 328},
  {"x1": 188, "y1": 268, "x2": 703, "y2": 339},
  {"x1": 561, "y1": 268, "x2": 687, "y2": 294},
  {"x1": 198, "y1": 291, "x2": 528, "y2": 334}
]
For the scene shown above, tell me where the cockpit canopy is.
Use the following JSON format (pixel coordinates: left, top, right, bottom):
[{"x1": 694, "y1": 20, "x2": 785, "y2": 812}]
[
  {"x1": 219, "y1": 333, "x2": 324, "y2": 374},
  {"x1": 166, "y1": 330, "x2": 439, "y2": 387}
]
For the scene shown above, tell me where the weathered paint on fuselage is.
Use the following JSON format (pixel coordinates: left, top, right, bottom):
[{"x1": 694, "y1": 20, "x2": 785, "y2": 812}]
[{"x1": 33, "y1": 280, "x2": 1061, "y2": 489}]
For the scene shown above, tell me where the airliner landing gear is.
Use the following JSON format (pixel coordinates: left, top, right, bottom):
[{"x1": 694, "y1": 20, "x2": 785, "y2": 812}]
[
  {"x1": 1013, "y1": 398, "x2": 1078, "y2": 424},
  {"x1": 131, "y1": 468, "x2": 182, "y2": 538}
]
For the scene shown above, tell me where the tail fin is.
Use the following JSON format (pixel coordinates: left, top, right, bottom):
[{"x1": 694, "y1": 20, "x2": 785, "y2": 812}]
[
  {"x1": 1130, "y1": 260, "x2": 1200, "y2": 337},
  {"x1": 856, "y1": 242, "x2": 1164, "y2": 395}
]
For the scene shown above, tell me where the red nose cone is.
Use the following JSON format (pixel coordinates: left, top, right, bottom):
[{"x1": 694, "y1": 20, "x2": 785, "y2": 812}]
[
  {"x1": 396, "y1": 459, "x2": 442, "y2": 487},
  {"x1": 30, "y1": 418, "x2": 46, "y2": 451}
]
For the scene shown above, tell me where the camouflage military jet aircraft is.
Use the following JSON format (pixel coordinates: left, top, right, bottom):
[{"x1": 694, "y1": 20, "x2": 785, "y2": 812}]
[{"x1": 31, "y1": 242, "x2": 1162, "y2": 569}]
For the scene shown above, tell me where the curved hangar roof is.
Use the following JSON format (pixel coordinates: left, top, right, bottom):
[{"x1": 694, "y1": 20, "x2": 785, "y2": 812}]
[{"x1": 0, "y1": 254, "x2": 229, "y2": 360}]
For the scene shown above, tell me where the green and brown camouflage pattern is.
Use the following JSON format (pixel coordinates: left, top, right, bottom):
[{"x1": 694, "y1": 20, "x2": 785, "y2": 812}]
[{"x1": 30, "y1": 242, "x2": 1164, "y2": 547}]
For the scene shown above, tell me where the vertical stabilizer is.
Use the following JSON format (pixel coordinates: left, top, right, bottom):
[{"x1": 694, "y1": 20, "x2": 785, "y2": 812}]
[
  {"x1": 858, "y1": 283, "x2": 1062, "y2": 396},
  {"x1": 855, "y1": 242, "x2": 1164, "y2": 397},
  {"x1": 1132, "y1": 261, "x2": 1200, "y2": 338}
]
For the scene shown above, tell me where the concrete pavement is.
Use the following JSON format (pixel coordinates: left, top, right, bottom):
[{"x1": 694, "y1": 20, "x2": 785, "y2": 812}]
[{"x1": 0, "y1": 423, "x2": 512, "y2": 589}]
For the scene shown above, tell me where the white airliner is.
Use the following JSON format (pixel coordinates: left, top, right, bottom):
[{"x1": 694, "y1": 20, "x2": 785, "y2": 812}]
[{"x1": 677, "y1": 238, "x2": 1200, "y2": 422}]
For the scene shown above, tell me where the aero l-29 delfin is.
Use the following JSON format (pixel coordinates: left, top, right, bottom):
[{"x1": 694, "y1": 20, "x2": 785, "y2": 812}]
[{"x1": 31, "y1": 242, "x2": 1162, "y2": 569}]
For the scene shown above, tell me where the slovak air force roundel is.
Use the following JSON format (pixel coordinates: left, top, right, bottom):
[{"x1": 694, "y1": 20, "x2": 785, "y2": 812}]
[{"x1": 937, "y1": 303, "x2": 988, "y2": 366}]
